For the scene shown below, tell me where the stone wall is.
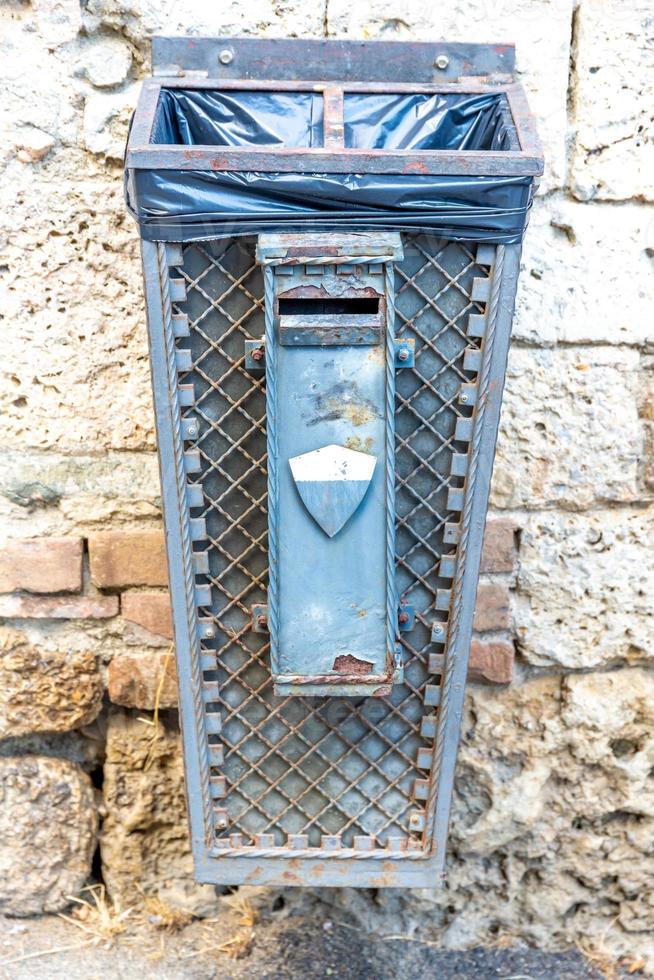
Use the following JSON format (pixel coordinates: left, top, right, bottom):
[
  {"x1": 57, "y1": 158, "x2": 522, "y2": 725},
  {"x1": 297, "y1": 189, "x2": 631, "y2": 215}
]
[{"x1": 0, "y1": 0, "x2": 653, "y2": 968}]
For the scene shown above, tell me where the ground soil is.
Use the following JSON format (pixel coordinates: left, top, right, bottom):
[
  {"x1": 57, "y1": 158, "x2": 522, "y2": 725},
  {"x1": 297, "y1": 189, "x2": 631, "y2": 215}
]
[{"x1": 0, "y1": 904, "x2": 632, "y2": 980}]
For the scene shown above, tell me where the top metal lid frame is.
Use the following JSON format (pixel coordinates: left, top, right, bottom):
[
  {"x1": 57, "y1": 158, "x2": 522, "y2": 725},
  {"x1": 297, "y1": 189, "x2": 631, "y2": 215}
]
[{"x1": 126, "y1": 36, "x2": 544, "y2": 178}]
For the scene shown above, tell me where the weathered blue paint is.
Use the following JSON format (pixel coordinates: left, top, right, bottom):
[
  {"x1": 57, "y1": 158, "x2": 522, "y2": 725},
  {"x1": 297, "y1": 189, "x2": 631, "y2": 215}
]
[{"x1": 259, "y1": 235, "x2": 402, "y2": 695}]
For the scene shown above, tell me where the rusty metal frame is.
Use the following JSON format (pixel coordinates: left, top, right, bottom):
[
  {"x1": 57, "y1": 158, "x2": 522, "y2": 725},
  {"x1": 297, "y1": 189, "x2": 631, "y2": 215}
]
[
  {"x1": 126, "y1": 37, "x2": 542, "y2": 178},
  {"x1": 127, "y1": 79, "x2": 541, "y2": 176}
]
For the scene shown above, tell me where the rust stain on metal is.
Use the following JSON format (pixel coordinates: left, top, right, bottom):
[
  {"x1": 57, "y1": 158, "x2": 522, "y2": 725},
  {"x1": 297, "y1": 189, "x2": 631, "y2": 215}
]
[
  {"x1": 367, "y1": 346, "x2": 385, "y2": 365},
  {"x1": 345, "y1": 435, "x2": 374, "y2": 454},
  {"x1": 404, "y1": 160, "x2": 429, "y2": 174},
  {"x1": 306, "y1": 380, "x2": 381, "y2": 428},
  {"x1": 333, "y1": 654, "x2": 373, "y2": 675},
  {"x1": 286, "y1": 245, "x2": 340, "y2": 258}
]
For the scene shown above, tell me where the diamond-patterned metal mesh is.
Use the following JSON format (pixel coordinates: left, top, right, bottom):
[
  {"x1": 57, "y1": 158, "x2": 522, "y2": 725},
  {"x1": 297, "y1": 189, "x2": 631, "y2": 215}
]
[{"x1": 171, "y1": 234, "x2": 489, "y2": 849}]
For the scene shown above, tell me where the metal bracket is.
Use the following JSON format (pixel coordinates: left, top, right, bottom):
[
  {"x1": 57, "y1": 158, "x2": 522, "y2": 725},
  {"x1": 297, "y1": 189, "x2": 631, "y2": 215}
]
[
  {"x1": 431, "y1": 621, "x2": 448, "y2": 644},
  {"x1": 398, "y1": 603, "x2": 415, "y2": 632},
  {"x1": 394, "y1": 338, "x2": 415, "y2": 369},
  {"x1": 245, "y1": 339, "x2": 265, "y2": 371},
  {"x1": 251, "y1": 603, "x2": 268, "y2": 633},
  {"x1": 151, "y1": 37, "x2": 516, "y2": 82}
]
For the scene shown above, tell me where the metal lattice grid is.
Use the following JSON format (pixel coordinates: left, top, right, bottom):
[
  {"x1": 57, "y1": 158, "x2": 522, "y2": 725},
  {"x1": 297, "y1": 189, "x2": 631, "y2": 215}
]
[{"x1": 171, "y1": 234, "x2": 490, "y2": 850}]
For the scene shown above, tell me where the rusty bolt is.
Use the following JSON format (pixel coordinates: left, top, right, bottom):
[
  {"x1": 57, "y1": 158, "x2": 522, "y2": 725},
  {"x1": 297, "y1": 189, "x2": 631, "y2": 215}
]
[
  {"x1": 398, "y1": 610, "x2": 410, "y2": 624},
  {"x1": 256, "y1": 613, "x2": 268, "y2": 629},
  {"x1": 435, "y1": 54, "x2": 450, "y2": 70},
  {"x1": 397, "y1": 346, "x2": 410, "y2": 362},
  {"x1": 251, "y1": 346, "x2": 265, "y2": 362}
]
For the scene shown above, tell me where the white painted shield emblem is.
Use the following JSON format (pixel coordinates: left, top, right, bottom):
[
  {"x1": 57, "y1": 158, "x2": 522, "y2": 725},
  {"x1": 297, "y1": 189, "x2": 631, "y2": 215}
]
[{"x1": 289, "y1": 444, "x2": 377, "y2": 538}]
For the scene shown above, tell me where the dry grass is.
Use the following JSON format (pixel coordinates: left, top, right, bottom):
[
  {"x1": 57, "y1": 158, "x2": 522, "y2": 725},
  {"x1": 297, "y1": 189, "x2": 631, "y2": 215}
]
[
  {"x1": 142, "y1": 895, "x2": 194, "y2": 933},
  {"x1": 140, "y1": 645, "x2": 173, "y2": 771},
  {"x1": 223, "y1": 893, "x2": 259, "y2": 929},
  {"x1": 180, "y1": 894, "x2": 258, "y2": 961},
  {"x1": 576, "y1": 914, "x2": 650, "y2": 980},
  {"x1": 624, "y1": 958, "x2": 647, "y2": 975},
  {"x1": 58, "y1": 884, "x2": 133, "y2": 948}
]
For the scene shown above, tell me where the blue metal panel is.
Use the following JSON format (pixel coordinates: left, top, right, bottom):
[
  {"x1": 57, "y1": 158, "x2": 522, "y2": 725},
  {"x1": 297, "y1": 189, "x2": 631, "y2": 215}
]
[
  {"x1": 260, "y1": 238, "x2": 401, "y2": 697},
  {"x1": 276, "y1": 345, "x2": 388, "y2": 680}
]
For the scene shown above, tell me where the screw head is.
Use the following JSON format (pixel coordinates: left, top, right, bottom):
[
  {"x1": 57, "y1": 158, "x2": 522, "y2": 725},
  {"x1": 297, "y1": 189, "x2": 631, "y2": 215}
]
[
  {"x1": 219, "y1": 49, "x2": 234, "y2": 65},
  {"x1": 256, "y1": 614, "x2": 267, "y2": 629},
  {"x1": 187, "y1": 425, "x2": 197, "y2": 436},
  {"x1": 459, "y1": 393, "x2": 468, "y2": 404},
  {"x1": 435, "y1": 54, "x2": 450, "y2": 70},
  {"x1": 203, "y1": 626, "x2": 215, "y2": 639},
  {"x1": 433, "y1": 624, "x2": 443, "y2": 635},
  {"x1": 398, "y1": 610, "x2": 410, "y2": 624},
  {"x1": 397, "y1": 346, "x2": 410, "y2": 362},
  {"x1": 251, "y1": 346, "x2": 264, "y2": 362}
]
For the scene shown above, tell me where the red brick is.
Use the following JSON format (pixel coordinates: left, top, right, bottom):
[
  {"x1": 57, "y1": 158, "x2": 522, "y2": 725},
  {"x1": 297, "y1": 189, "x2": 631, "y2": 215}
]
[
  {"x1": 480, "y1": 518, "x2": 517, "y2": 574},
  {"x1": 107, "y1": 651, "x2": 178, "y2": 710},
  {"x1": 468, "y1": 639, "x2": 514, "y2": 684},
  {"x1": 473, "y1": 582, "x2": 511, "y2": 632},
  {"x1": 0, "y1": 594, "x2": 118, "y2": 619},
  {"x1": 121, "y1": 592, "x2": 173, "y2": 639},
  {"x1": 0, "y1": 537, "x2": 82, "y2": 594},
  {"x1": 88, "y1": 530, "x2": 167, "y2": 588}
]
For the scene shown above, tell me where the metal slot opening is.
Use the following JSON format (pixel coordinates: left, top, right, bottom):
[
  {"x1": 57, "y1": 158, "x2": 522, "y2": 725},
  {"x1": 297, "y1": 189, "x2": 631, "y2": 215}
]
[{"x1": 278, "y1": 297, "x2": 379, "y2": 316}]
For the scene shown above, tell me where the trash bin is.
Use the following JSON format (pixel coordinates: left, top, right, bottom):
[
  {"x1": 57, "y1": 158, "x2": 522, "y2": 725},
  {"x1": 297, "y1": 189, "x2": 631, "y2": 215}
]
[{"x1": 126, "y1": 36, "x2": 542, "y2": 888}]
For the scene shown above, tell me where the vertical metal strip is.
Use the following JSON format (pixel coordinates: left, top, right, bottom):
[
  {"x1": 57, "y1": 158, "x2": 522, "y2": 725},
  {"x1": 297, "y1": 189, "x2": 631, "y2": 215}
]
[
  {"x1": 140, "y1": 240, "x2": 214, "y2": 857},
  {"x1": 263, "y1": 264, "x2": 279, "y2": 676},
  {"x1": 385, "y1": 262, "x2": 399, "y2": 667},
  {"x1": 424, "y1": 244, "x2": 522, "y2": 871}
]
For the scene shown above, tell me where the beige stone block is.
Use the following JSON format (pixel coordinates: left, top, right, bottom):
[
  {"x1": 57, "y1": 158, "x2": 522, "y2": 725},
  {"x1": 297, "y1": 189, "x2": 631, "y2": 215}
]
[
  {"x1": 33, "y1": 0, "x2": 82, "y2": 48},
  {"x1": 0, "y1": 640, "x2": 103, "y2": 737},
  {"x1": 515, "y1": 508, "x2": 654, "y2": 668},
  {"x1": 492, "y1": 346, "x2": 641, "y2": 510},
  {"x1": 0, "y1": 756, "x2": 97, "y2": 915},
  {"x1": 84, "y1": 0, "x2": 326, "y2": 49},
  {"x1": 75, "y1": 35, "x2": 132, "y2": 89},
  {"x1": 0, "y1": 451, "x2": 162, "y2": 538},
  {"x1": 570, "y1": 0, "x2": 654, "y2": 201},
  {"x1": 0, "y1": 177, "x2": 154, "y2": 453},
  {"x1": 515, "y1": 196, "x2": 654, "y2": 347},
  {"x1": 101, "y1": 709, "x2": 219, "y2": 916}
]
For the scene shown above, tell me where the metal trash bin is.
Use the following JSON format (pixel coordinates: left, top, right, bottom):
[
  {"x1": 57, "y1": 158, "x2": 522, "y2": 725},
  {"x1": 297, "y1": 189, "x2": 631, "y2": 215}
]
[{"x1": 125, "y1": 36, "x2": 542, "y2": 888}]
